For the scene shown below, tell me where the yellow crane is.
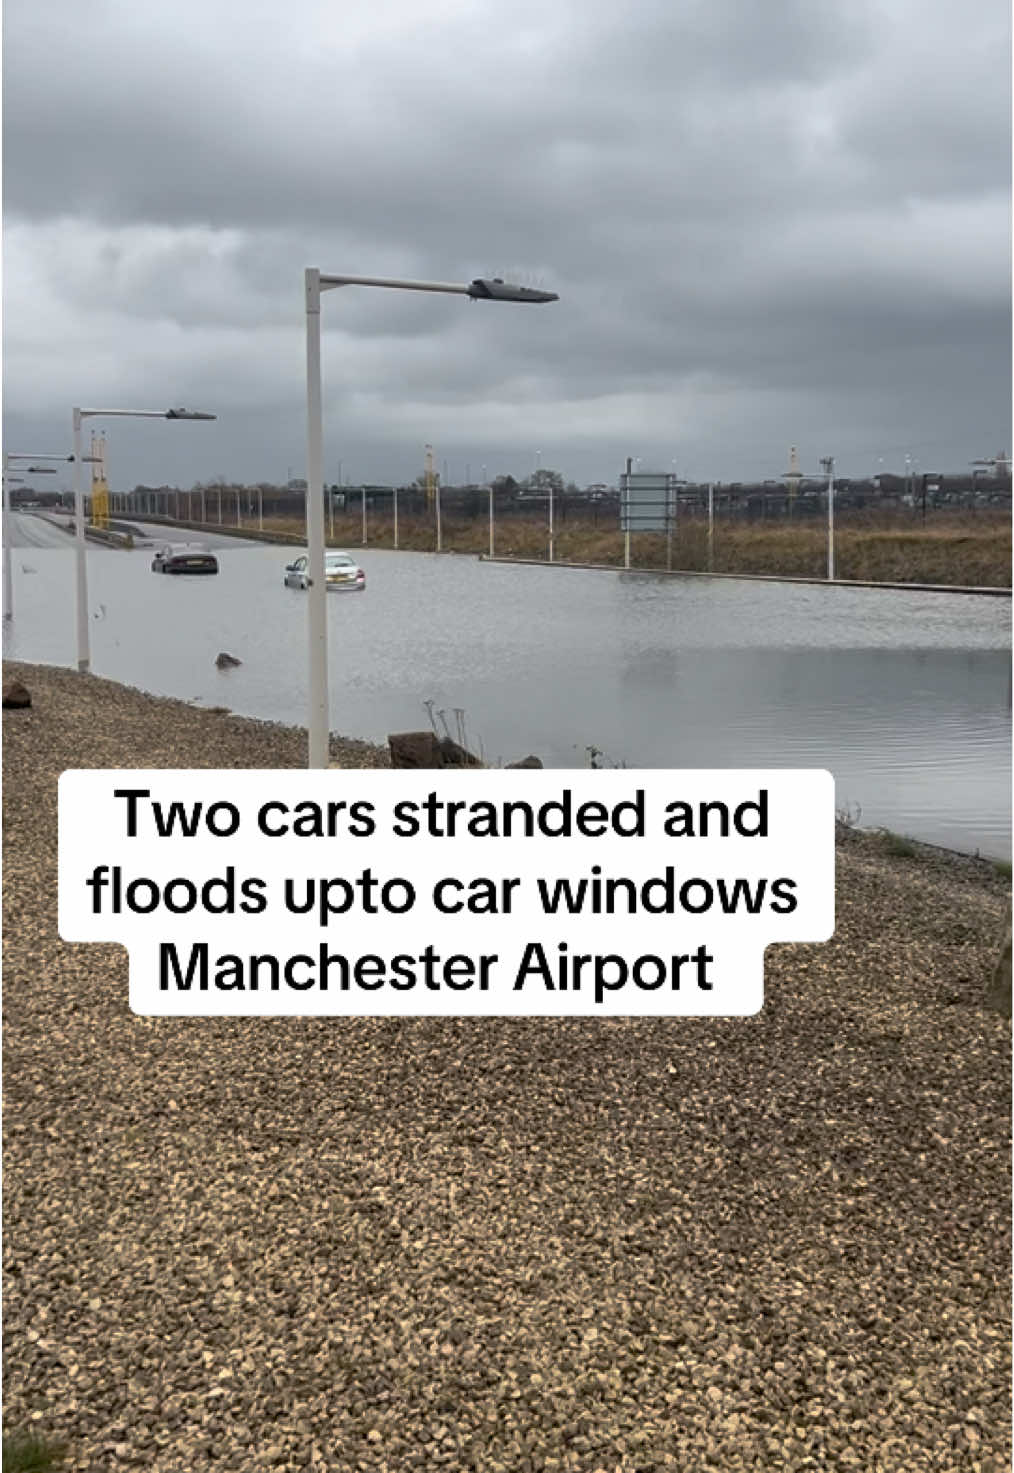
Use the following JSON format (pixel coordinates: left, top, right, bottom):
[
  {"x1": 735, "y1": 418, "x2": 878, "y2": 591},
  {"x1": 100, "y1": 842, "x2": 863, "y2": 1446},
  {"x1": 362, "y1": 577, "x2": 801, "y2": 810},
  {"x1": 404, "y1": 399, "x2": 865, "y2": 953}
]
[
  {"x1": 90, "y1": 432, "x2": 110, "y2": 529},
  {"x1": 783, "y1": 444, "x2": 802, "y2": 511}
]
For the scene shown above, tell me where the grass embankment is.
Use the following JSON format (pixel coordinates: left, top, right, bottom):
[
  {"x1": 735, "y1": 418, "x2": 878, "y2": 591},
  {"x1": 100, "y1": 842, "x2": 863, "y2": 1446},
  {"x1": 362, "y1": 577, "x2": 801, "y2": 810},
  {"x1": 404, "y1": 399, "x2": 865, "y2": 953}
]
[{"x1": 262, "y1": 510, "x2": 1012, "y2": 587}]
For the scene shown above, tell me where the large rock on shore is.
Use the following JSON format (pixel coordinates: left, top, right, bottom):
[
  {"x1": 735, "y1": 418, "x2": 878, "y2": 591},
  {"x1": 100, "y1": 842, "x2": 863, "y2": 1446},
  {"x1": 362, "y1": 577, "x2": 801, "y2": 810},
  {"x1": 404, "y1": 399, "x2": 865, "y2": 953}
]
[
  {"x1": 388, "y1": 732, "x2": 544, "y2": 769},
  {"x1": 388, "y1": 731, "x2": 483, "y2": 768},
  {"x1": 2, "y1": 680, "x2": 31, "y2": 709}
]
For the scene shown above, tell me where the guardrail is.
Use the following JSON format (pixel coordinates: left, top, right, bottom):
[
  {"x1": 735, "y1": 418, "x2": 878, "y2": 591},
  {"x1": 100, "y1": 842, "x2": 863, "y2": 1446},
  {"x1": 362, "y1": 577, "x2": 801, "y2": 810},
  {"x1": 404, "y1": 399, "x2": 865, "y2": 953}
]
[
  {"x1": 34, "y1": 512, "x2": 134, "y2": 549},
  {"x1": 126, "y1": 514, "x2": 306, "y2": 546}
]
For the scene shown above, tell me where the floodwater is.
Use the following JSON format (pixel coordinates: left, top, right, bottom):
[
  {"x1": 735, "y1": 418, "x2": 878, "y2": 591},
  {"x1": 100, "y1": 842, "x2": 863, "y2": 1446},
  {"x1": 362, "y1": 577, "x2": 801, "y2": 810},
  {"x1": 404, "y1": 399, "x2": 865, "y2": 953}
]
[{"x1": 4, "y1": 526, "x2": 1011, "y2": 857}]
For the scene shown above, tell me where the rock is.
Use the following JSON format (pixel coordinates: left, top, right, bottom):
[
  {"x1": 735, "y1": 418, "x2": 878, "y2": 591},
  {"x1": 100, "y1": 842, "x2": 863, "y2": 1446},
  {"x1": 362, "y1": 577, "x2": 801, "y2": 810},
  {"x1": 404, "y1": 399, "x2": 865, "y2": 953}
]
[
  {"x1": 506, "y1": 755, "x2": 543, "y2": 769},
  {"x1": 388, "y1": 731, "x2": 441, "y2": 768},
  {"x1": 215, "y1": 653, "x2": 242, "y2": 670},
  {"x1": 985, "y1": 911, "x2": 1012, "y2": 1017},
  {"x1": 2, "y1": 680, "x2": 31, "y2": 709},
  {"x1": 388, "y1": 731, "x2": 483, "y2": 768},
  {"x1": 436, "y1": 736, "x2": 482, "y2": 768}
]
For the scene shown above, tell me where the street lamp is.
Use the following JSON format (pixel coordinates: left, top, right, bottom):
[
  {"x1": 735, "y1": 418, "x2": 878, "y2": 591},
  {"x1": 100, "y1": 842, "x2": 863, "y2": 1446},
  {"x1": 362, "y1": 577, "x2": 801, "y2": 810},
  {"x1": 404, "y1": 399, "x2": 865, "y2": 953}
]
[
  {"x1": 820, "y1": 456, "x2": 835, "y2": 579},
  {"x1": 3, "y1": 452, "x2": 71, "y2": 620},
  {"x1": 71, "y1": 407, "x2": 216, "y2": 672},
  {"x1": 970, "y1": 458, "x2": 1004, "y2": 509},
  {"x1": 3, "y1": 475, "x2": 28, "y2": 610},
  {"x1": 304, "y1": 269, "x2": 558, "y2": 768}
]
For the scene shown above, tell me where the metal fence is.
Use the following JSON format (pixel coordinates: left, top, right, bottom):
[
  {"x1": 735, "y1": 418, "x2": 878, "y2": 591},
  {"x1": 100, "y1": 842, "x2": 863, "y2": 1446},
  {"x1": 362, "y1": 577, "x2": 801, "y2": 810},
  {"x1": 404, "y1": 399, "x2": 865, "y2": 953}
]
[
  {"x1": 111, "y1": 476, "x2": 1011, "y2": 585},
  {"x1": 116, "y1": 477, "x2": 1011, "y2": 531}
]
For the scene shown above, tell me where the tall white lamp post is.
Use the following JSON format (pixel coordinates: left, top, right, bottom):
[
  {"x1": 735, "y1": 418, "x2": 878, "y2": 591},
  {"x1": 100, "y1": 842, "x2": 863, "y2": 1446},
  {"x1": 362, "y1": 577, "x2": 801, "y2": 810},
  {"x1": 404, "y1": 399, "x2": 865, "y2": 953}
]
[
  {"x1": 3, "y1": 454, "x2": 67, "y2": 619},
  {"x1": 72, "y1": 407, "x2": 216, "y2": 671},
  {"x1": 820, "y1": 456, "x2": 835, "y2": 580},
  {"x1": 304, "y1": 270, "x2": 558, "y2": 768}
]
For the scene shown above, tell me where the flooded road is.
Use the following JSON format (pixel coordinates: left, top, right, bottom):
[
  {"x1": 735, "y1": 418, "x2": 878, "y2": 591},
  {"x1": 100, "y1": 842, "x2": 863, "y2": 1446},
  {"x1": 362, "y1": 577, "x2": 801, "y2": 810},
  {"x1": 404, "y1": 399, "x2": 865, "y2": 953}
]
[{"x1": 4, "y1": 533, "x2": 1010, "y2": 856}]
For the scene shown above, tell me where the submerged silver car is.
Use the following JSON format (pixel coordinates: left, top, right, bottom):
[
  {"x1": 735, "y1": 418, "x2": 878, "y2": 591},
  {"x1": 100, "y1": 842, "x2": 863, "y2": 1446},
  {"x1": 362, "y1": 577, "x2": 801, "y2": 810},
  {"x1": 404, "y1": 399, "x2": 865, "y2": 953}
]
[{"x1": 283, "y1": 551, "x2": 366, "y2": 592}]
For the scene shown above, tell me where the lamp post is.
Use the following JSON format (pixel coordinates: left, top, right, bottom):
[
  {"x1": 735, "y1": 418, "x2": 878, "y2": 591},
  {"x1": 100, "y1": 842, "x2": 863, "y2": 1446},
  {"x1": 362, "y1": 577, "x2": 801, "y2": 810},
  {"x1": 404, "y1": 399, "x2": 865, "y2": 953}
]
[
  {"x1": 304, "y1": 269, "x2": 558, "y2": 768},
  {"x1": 3, "y1": 465, "x2": 22, "y2": 621},
  {"x1": 3, "y1": 453, "x2": 70, "y2": 620},
  {"x1": 707, "y1": 482, "x2": 715, "y2": 572},
  {"x1": 820, "y1": 456, "x2": 835, "y2": 579},
  {"x1": 71, "y1": 407, "x2": 216, "y2": 671},
  {"x1": 970, "y1": 459, "x2": 1001, "y2": 511},
  {"x1": 2, "y1": 472, "x2": 26, "y2": 618}
]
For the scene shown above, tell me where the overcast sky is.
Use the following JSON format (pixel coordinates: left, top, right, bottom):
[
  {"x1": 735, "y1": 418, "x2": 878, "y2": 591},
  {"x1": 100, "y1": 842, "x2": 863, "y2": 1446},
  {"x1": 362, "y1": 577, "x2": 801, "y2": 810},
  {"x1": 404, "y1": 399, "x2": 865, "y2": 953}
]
[{"x1": 3, "y1": 0, "x2": 1010, "y2": 491}]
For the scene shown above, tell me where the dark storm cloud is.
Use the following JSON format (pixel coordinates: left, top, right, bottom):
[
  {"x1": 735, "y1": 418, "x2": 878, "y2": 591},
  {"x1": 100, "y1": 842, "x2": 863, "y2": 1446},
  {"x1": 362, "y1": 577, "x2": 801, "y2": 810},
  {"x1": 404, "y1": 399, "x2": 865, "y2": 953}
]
[{"x1": 3, "y1": 0, "x2": 1009, "y2": 487}]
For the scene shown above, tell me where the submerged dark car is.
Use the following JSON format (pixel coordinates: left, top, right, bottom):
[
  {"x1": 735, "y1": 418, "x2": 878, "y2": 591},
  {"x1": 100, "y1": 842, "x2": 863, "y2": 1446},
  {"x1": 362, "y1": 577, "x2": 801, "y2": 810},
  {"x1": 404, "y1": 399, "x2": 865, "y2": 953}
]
[{"x1": 151, "y1": 544, "x2": 219, "y2": 575}]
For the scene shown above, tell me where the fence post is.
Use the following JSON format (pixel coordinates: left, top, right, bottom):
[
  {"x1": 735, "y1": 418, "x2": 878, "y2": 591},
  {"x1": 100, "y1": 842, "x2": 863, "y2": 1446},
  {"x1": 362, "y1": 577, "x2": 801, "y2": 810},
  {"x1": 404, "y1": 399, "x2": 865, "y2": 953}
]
[
  {"x1": 435, "y1": 482, "x2": 443, "y2": 553},
  {"x1": 708, "y1": 483, "x2": 714, "y2": 572},
  {"x1": 488, "y1": 484, "x2": 495, "y2": 558},
  {"x1": 361, "y1": 486, "x2": 367, "y2": 545}
]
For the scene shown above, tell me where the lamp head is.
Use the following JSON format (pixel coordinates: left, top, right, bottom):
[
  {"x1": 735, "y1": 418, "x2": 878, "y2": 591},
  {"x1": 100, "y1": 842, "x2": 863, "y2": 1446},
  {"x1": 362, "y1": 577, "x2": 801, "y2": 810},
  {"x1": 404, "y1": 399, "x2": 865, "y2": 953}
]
[{"x1": 467, "y1": 278, "x2": 559, "y2": 304}]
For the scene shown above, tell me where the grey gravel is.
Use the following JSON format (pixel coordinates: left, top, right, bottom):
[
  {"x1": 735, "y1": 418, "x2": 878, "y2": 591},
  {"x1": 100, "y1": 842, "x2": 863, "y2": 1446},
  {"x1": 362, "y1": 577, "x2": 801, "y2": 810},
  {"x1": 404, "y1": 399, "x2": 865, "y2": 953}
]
[{"x1": 3, "y1": 660, "x2": 1011, "y2": 1472}]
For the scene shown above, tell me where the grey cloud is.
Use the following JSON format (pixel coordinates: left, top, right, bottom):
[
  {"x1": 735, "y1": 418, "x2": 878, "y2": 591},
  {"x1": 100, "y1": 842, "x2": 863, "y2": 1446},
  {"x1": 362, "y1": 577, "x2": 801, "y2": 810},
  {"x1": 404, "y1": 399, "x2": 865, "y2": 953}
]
[{"x1": 3, "y1": 0, "x2": 1009, "y2": 487}]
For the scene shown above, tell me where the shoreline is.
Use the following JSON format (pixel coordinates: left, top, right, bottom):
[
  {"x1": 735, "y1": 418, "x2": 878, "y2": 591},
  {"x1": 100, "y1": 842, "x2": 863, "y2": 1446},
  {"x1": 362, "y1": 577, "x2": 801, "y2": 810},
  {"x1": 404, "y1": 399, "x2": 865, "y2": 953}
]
[
  {"x1": 3, "y1": 658, "x2": 1007, "y2": 867},
  {"x1": 3, "y1": 657, "x2": 1011, "y2": 1471},
  {"x1": 479, "y1": 552, "x2": 1013, "y2": 597},
  {"x1": 2, "y1": 658, "x2": 391, "y2": 770}
]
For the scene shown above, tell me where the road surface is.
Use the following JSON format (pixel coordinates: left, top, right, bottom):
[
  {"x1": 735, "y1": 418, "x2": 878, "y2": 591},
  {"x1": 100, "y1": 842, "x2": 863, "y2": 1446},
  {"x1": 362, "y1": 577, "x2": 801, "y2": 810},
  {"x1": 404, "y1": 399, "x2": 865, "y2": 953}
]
[
  {"x1": 8, "y1": 512, "x2": 96, "y2": 551},
  {"x1": 7, "y1": 511, "x2": 267, "y2": 551},
  {"x1": 110, "y1": 517, "x2": 269, "y2": 550}
]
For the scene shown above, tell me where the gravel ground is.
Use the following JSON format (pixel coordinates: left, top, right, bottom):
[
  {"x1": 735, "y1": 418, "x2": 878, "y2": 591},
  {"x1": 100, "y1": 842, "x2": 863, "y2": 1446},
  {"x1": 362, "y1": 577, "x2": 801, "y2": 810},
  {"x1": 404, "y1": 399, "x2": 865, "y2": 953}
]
[{"x1": 3, "y1": 660, "x2": 1011, "y2": 1472}]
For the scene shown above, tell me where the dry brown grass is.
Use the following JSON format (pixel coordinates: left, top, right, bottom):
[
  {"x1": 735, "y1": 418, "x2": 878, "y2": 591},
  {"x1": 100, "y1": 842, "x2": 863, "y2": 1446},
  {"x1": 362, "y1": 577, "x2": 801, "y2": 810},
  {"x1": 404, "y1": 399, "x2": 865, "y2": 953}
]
[{"x1": 262, "y1": 509, "x2": 1012, "y2": 587}]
